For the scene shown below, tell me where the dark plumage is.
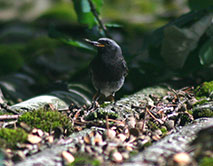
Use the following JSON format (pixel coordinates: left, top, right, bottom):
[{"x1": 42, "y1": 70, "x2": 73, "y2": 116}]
[{"x1": 86, "y1": 38, "x2": 128, "y2": 101}]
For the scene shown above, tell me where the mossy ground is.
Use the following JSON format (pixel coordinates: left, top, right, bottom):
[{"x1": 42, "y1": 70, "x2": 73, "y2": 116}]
[
  {"x1": 18, "y1": 108, "x2": 73, "y2": 135},
  {"x1": 0, "y1": 128, "x2": 28, "y2": 149},
  {"x1": 160, "y1": 127, "x2": 167, "y2": 135},
  {"x1": 84, "y1": 109, "x2": 118, "y2": 121},
  {"x1": 193, "y1": 109, "x2": 213, "y2": 119},
  {"x1": 199, "y1": 157, "x2": 213, "y2": 166},
  {"x1": 195, "y1": 81, "x2": 213, "y2": 98},
  {"x1": 147, "y1": 121, "x2": 159, "y2": 131},
  {"x1": 67, "y1": 153, "x2": 101, "y2": 166},
  {"x1": 193, "y1": 81, "x2": 213, "y2": 119}
]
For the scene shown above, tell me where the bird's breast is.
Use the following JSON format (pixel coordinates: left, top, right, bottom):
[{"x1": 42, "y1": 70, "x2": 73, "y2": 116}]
[{"x1": 90, "y1": 57, "x2": 125, "y2": 82}]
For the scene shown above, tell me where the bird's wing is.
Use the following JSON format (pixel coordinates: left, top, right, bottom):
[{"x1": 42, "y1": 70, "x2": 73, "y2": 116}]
[{"x1": 122, "y1": 59, "x2": 128, "y2": 77}]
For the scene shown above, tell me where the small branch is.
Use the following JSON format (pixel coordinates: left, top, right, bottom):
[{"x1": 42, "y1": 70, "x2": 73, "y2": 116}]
[
  {"x1": 0, "y1": 103, "x2": 19, "y2": 115},
  {"x1": 0, "y1": 115, "x2": 19, "y2": 120},
  {"x1": 2, "y1": 120, "x2": 18, "y2": 128},
  {"x1": 87, "y1": 0, "x2": 109, "y2": 37},
  {"x1": 106, "y1": 115, "x2": 109, "y2": 138}
]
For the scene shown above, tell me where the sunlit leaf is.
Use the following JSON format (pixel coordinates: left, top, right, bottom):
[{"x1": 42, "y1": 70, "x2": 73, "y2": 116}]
[
  {"x1": 199, "y1": 39, "x2": 213, "y2": 66},
  {"x1": 61, "y1": 38, "x2": 95, "y2": 51},
  {"x1": 48, "y1": 26, "x2": 95, "y2": 52},
  {"x1": 92, "y1": 0, "x2": 103, "y2": 14},
  {"x1": 72, "y1": 0, "x2": 103, "y2": 28}
]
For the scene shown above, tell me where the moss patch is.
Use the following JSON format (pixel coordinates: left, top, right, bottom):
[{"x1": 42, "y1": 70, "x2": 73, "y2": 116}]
[
  {"x1": 160, "y1": 127, "x2": 167, "y2": 134},
  {"x1": 100, "y1": 102, "x2": 111, "y2": 108},
  {"x1": 68, "y1": 153, "x2": 101, "y2": 166},
  {"x1": 195, "y1": 81, "x2": 213, "y2": 98},
  {"x1": 178, "y1": 113, "x2": 193, "y2": 126},
  {"x1": 193, "y1": 109, "x2": 213, "y2": 119},
  {"x1": 0, "y1": 128, "x2": 28, "y2": 149},
  {"x1": 18, "y1": 109, "x2": 73, "y2": 135},
  {"x1": 85, "y1": 109, "x2": 118, "y2": 121},
  {"x1": 199, "y1": 157, "x2": 213, "y2": 166},
  {"x1": 147, "y1": 121, "x2": 159, "y2": 131}
]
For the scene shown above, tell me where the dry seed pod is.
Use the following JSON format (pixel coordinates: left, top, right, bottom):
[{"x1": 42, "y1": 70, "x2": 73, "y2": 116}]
[
  {"x1": 83, "y1": 135, "x2": 91, "y2": 144},
  {"x1": 125, "y1": 144, "x2": 133, "y2": 151},
  {"x1": 46, "y1": 136, "x2": 54, "y2": 143},
  {"x1": 129, "y1": 128, "x2": 139, "y2": 137},
  {"x1": 172, "y1": 152, "x2": 194, "y2": 166},
  {"x1": 111, "y1": 151, "x2": 123, "y2": 163},
  {"x1": 89, "y1": 130, "x2": 96, "y2": 137},
  {"x1": 127, "y1": 117, "x2": 136, "y2": 128},
  {"x1": 117, "y1": 134, "x2": 127, "y2": 142},
  {"x1": 27, "y1": 134, "x2": 42, "y2": 144},
  {"x1": 61, "y1": 151, "x2": 75, "y2": 164},
  {"x1": 107, "y1": 129, "x2": 116, "y2": 139},
  {"x1": 68, "y1": 147, "x2": 77, "y2": 154},
  {"x1": 94, "y1": 132, "x2": 103, "y2": 145}
]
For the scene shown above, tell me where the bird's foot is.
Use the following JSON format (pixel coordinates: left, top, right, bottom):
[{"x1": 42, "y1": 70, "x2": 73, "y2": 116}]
[{"x1": 105, "y1": 95, "x2": 115, "y2": 102}]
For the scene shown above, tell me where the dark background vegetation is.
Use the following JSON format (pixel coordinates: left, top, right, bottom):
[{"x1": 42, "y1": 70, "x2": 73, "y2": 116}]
[{"x1": 0, "y1": 0, "x2": 213, "y2": 105}]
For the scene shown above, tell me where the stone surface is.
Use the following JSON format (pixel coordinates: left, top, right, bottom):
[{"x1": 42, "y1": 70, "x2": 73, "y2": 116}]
[
  {"x1": 11, "y1": 95, "x2": 68, "y2": 113},
  {"x1": 122, "y1": 118, "x2": 213, "y2": 166}
]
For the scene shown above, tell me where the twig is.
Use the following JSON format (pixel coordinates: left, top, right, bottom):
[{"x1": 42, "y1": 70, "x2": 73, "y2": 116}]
[
  {"x1": 108, "y1": 119, "x2": 125, "y2": 125},
  {"x1": 0, "y1": 115, "x2": 19, "y2": 120},
  {"x1": 147, "y1": 107, "x2": 163, "y2": 124},
  {"x1": 106, "y1": 115, "x2": 109, "y2": 138},
  {"x1": 141, "y1": 108, "x2": 147, "y2": 133},
  {"x1": 0, "y1": 103, "x2": 19, "y2": 114},
  {"x1": 87, "y1": 0, "x2": 109, "y2": 36},
  {"x1": 132, "y1": 105, "x2": 163, "y2": 124},
  {"x1": 2, "y1": 120, "x2": 17, "y2": 128}
]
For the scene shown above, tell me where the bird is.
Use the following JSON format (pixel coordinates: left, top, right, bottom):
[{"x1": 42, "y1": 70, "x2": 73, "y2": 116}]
[{"x1": 85, "y1": 38, "x2": 128, "y2": 102}]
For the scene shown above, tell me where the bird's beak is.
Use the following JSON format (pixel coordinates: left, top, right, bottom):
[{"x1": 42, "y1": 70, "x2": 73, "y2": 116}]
[{"x1": 85, "y1": 39, "x2": 105, "y2": 47}]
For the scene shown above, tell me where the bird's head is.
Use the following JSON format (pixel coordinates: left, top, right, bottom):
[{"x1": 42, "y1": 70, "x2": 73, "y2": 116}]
[{"x1": 85, "y1": 38, "x2": 121, "y2": 55}]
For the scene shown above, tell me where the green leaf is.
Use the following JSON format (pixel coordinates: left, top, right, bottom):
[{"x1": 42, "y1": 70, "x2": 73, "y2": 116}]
[
  {"x1": 199, "y1": 39, "x2": 213, "y2": 66},
  {"x1": 81, "y1": 0, "x2": 90, "y2": 13},
  {"x1": 48, "y1": 26, "x2": 95, "y2": 52},
  {"x1": 92, "y1": 0, "x2": 103, "y2": 14},
  {"x1": 73, "y1": 0, "x2": 103, "y2": 28},
  {"x1": 61, "y1": 38, "x2": 95, "y2": 51},
  {"x1": 188, "y1": 0, "x2": 213, "y2": 10}
]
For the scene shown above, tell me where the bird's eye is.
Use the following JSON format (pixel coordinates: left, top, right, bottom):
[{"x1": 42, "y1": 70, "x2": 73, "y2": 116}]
[{"x1": 105, "y1": 41, "x2": 110, "y2": 45}]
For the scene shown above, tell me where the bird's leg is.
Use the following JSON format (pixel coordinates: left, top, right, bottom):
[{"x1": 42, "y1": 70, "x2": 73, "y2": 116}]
[
  {"x1": 90, "y1": 90, "x2": 101, "y2": 109},
  {"x1": 93, "y1": 90, "x2": 101, "y2": 101},
  {"x1": 106, "y1": 93, "x2": 115, "y2": 102}
]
